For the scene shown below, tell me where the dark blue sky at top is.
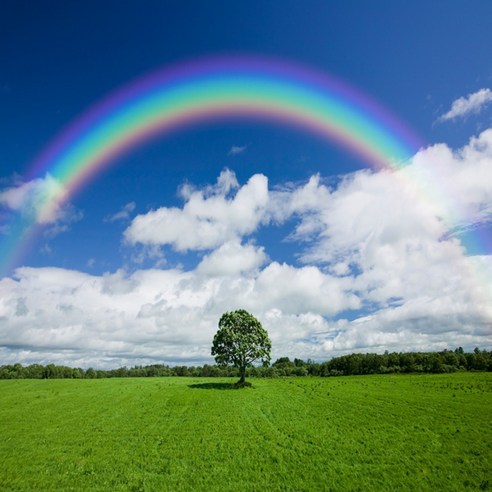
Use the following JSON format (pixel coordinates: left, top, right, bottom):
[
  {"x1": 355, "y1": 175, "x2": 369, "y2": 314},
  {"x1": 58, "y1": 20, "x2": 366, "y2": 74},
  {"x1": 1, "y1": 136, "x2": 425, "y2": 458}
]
[{"x1": 1, "y1": 1, "x2": 492, "y2": 272}]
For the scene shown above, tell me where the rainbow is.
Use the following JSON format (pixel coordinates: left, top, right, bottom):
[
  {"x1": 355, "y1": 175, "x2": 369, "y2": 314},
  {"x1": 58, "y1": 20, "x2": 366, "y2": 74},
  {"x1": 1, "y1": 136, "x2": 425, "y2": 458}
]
[{"x1": 1, "y1": 56, "x2": 423, "y2": 276}]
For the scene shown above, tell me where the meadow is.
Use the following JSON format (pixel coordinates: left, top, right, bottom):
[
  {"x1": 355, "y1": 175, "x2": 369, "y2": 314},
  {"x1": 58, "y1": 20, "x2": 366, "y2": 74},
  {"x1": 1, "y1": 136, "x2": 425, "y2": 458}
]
[{"x1": 0, "y1": 373, "x2": 490, "y2": 491}]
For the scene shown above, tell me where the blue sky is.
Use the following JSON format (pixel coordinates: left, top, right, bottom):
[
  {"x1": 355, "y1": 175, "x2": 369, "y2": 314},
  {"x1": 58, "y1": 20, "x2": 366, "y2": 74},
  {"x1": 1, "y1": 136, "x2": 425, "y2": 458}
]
[{"x1": 1, "y1": 1, "x2": 491, "y2": 367}]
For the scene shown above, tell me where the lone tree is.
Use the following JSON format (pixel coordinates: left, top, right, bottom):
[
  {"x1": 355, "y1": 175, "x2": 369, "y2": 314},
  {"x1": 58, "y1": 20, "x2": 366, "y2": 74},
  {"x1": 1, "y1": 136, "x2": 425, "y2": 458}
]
[{"x1": 212, "y1": 309, "x2": 271, "y2": 386}]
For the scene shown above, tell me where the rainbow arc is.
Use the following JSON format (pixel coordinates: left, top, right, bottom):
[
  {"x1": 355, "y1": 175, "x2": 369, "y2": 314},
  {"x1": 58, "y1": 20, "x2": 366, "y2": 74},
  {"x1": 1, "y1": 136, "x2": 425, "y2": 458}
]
[{"x1": 2, "y1": 56, "x2": 423, "y2": 276}]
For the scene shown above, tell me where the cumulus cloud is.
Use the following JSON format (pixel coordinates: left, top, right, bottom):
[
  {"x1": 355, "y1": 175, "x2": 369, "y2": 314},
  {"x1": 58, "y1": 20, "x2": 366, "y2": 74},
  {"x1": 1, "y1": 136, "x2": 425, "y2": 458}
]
[
  {"x1": 288, "y1": 130, "x2": 492, "y2": 280},
  {"x1": 129, "y1": 244, "x2": 166, "y2": 268},
  {"x1": 268, "y1": 174, "x2": 331, "y2": 225},
  {"x1": 197, "y1": 240, "x2": 267, "y2": 277},
  {"x1": 408, "y1": 129, "x2": 492, "y2": 233},
  {"x1": 325, "y1": 276, "x2": 492, "y2": 354},
  {"x1": 251, "y1": 262, "x2": 360, "y2": 316},
  {"x1": 124, "y1": 169, "x2": 269, "y2": 251},
  {"x1": 439, "y1": 88, "x2": 492, "y2": 122},
  {"x1": 179, "y1": 168, "x2": 239, "y2": 200}
]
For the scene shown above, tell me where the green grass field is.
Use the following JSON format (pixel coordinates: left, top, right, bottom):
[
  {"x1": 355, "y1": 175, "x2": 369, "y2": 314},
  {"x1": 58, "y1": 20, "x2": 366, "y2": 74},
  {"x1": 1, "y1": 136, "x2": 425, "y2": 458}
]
[{"x1": 0, "y1": 373, "x2": 490, "y2": 491}]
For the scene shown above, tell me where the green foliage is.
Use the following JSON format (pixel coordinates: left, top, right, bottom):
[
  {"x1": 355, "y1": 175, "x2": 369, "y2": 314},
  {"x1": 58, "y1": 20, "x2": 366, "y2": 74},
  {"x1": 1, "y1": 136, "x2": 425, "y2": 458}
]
[
  {"x1": 271, "y1": 357, "x2": 308, "y2": 376},
  {"x1": 0, "y1": 373, "x2": 490, "y2": 491},
  {"x1": 319, "y1": 348, "x2": 492, "y2": 376},
  {"x1": 1, "y1": 347, "x2": 490, "y2": 380},
  {"x1": 211, "y1": 309, "x2": 271, "y2": 383}
]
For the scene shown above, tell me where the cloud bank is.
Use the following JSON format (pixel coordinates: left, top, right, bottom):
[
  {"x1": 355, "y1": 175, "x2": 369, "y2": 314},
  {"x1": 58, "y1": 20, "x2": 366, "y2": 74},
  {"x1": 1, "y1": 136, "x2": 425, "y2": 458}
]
[{"x1": 1, "y1": 131, "x2": 491, "y2": 368}]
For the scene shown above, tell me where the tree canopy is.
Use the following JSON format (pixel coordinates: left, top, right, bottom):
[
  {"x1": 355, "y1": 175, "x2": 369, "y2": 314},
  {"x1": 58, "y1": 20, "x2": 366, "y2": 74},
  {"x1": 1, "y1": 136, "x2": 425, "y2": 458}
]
[{"x1": 211, "y1": 309, "x2": 271, "y2": 385}]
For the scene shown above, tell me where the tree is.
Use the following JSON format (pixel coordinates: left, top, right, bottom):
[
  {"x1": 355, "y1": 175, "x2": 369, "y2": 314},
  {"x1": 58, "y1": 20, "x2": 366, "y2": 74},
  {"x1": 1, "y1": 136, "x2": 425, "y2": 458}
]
[{"x1": 211, "y1": 309, "x2": 271, "y2": 386}]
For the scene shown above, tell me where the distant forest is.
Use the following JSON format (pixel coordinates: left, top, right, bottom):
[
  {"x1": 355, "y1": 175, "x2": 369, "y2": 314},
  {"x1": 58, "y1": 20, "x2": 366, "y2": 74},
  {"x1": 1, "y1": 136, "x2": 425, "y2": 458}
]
[{"x1": 1, "y1": 348, "x2": 491, "y2": 379}]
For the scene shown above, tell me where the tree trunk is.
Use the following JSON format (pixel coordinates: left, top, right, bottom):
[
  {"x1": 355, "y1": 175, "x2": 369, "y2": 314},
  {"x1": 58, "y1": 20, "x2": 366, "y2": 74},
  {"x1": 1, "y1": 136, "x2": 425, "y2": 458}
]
[{"x1": 238, "y1": 365, "x2": 246, "y2": 384}]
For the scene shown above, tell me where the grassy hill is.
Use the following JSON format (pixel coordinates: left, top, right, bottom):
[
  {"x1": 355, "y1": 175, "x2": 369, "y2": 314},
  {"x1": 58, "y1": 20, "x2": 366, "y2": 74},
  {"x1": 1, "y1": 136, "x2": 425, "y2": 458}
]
[{"x1": 0, "y1": 373, "x2": 490, "y2": 491}]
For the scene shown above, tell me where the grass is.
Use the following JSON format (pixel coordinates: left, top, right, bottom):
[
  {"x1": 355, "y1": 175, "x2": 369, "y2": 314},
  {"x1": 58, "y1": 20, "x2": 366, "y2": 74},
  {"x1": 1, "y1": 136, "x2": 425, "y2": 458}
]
[{"x1": 0, "y1": 373, "x2": 490, "y2": 491}]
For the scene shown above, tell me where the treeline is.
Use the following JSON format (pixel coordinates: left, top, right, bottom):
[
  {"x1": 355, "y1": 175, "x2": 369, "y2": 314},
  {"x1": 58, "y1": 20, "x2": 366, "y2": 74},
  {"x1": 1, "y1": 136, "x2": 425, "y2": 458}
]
[
  {"x1": 316, "y1": 347, "x2": 492, "y2": 376},
  {"x1": 0, "y1": 348, "x2": 491, "y2": 380}
]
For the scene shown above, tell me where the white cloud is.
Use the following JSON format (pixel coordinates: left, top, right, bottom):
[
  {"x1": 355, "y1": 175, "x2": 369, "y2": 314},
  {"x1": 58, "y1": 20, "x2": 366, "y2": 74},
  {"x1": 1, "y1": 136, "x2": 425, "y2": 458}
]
[
  {"x1": 179, "y1": 168, "x2": 239, "y2": 200},
  {"x1": 124, "y1": 169, "x2": 269, "y2": 251},
  {"x1": 0, "y1": 251, "x2": 489, "y2": 368},
  {"x1": 1, "y1": 132, "x2": 492, "y2": 368},
  {"x1": 0, "y1": 174, "x2": 82, "y2": 241},
  {"x1": 0, "y1": 174, "x2": 71, "y2": 224},
  {"x1": 197, "y1": 240, "x2": 267, "y2": 277},
  {"x1": 439, "y1": 88, "x2": 492, "y2": 122},
  {"x1": 407, "y1": 129, "x2": 492, "y2": 233},
  {"x1": 105, "y1": 202, "x2": 136, "y2": 222},
  {"x1": 0, "y1": 264, "x2": 360, "y2": 367},
  {"x1": 228, "y1": 145, "x2": 247, "y2": 156},
  {"x1": 129, "y1": 244, "x2": 166, "y2": 268},
  {"x1": 326, "y1": 281, "x2": 492, "y2": 354},
  {"x1": 292, "y1": 130, "x2": 492, "y2": 257},
  {"x1": 268, "y1": 174, "x2": 331, "y2": 225},
  {"x1": 251, "y1": 262, "x2": 360, "y2": 316}
]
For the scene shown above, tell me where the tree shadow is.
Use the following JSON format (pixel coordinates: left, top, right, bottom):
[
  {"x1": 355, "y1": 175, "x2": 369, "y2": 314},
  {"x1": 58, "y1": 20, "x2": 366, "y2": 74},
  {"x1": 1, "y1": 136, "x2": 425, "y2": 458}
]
[
  {"x1": 188, "y1": 381, "x2": 253, "y2": 390},
  {"x1": 188, "y1": 382, "x2": 236, "y2": 390}
]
